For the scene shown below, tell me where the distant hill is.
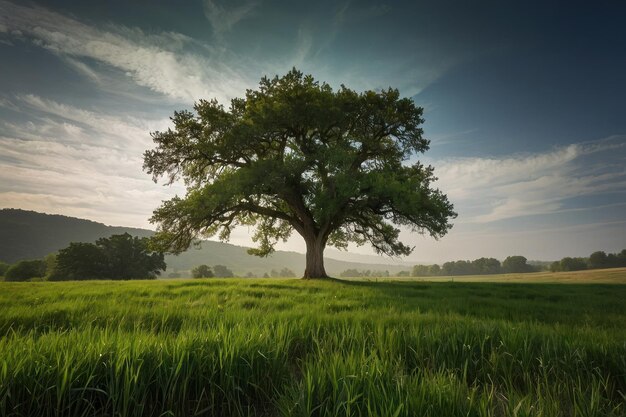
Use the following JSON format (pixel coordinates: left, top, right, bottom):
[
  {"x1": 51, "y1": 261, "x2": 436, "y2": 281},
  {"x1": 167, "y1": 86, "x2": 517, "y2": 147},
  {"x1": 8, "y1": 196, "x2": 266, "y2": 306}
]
[
  {"x1": 0, "y1": 209, "x2": 152, "y2": 263},
  {"x1": 0, "y1": 209, "x2": 410, "y2": 276}
]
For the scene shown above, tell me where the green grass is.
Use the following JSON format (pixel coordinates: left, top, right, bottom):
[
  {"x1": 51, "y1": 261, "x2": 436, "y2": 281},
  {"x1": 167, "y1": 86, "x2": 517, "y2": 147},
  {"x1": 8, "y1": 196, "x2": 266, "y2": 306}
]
[{"x1": 0, "y1": 272, "x2": 625, "y2": 416}]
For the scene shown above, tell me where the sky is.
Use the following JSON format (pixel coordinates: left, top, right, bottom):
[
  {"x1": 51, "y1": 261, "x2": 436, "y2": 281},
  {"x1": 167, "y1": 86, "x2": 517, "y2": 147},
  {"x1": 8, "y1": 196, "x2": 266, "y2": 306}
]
[{"x1": 0, "y1": 0, "x2": 625, "y2": 263}]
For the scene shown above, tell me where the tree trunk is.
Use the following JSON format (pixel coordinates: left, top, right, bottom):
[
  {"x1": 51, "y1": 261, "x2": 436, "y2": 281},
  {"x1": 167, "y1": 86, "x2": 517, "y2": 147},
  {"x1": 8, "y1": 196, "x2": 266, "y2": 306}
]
[{"x1": 303, "y1": 236, "x2": 328, "y2": 279}]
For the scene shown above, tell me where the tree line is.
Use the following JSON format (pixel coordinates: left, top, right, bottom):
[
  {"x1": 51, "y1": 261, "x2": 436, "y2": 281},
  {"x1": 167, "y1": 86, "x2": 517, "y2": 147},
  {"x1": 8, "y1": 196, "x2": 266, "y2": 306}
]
[
  {"x1": 191, "y1": 265, "x2": 296, "y2": 278},
  {"x1": 550, "y1": 249, "x2": 626, "y2": 272},
  {"x1": 410, "y1": 256, "x2": 535, "y2": 277}
]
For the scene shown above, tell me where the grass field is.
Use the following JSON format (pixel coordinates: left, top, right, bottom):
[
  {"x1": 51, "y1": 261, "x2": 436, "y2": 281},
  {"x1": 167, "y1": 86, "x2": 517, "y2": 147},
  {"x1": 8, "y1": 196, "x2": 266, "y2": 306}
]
[
  {"x1": 0, "y1": 270, "x2": 625, "y2": 416},
  {"x1": 375, "y1": 267, "x2": 626, "y2": 284}
]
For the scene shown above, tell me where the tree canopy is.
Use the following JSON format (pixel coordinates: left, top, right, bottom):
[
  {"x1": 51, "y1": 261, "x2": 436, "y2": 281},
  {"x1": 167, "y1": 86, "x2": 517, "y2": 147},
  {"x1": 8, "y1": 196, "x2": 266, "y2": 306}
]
[
  {"x1": 4, "y1": 259, "x2": 46, "y2": 282},
  {"x1": 50, "y1": 233, "x2": 165, "y2": 280},
  {"x1": 192, "y1": 264, "x2": 214, "y2": 278},
  {"x1": 144, "y1": 69, "x2": 456, "y2": 278}
]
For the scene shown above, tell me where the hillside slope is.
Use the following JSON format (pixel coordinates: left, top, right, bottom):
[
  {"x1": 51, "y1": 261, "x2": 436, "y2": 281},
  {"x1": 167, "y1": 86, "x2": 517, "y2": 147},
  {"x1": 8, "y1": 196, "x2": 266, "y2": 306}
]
[{"x1": 0, "y1": 209, "x2": 409, "y2": 276}]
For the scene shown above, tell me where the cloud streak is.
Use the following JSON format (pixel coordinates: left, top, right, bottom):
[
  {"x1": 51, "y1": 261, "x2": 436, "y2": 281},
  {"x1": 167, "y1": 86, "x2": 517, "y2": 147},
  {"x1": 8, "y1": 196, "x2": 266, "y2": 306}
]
[
  {"x1": 0, "y1": 94, "x2": 185, "y2": 227},
  {"x1": 0, "y1": 0, "x2": 256, "y2": 103},
  {"x1": 203, "y1": 0, "x2": 258, "y2": 35},
  {"x1": 430, "y1": 136, "x2": 626, "y2": 223}
]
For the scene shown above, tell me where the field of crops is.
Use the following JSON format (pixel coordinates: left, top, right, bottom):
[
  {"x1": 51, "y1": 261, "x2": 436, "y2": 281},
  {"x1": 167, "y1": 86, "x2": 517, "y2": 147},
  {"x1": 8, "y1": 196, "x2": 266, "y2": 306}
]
[{"x1": 1, "y1": 271, "x2": 625, "y2": 416}]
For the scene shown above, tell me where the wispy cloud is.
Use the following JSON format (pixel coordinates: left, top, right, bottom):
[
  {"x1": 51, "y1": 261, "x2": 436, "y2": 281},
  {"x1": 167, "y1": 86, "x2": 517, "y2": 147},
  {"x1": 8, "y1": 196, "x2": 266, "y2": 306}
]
[
  {"x1": 430, "y1": 136, "x2": 626, "y2": 223},
  {"x1": 0, "y1": 0, "x2": 256, "y2": 103},
  {"x1": 0, "y1": 94, "x2": 184, "y2": 227},
  {"x1": 203, "y1": 0, "x2": 258, "y2": 36}
]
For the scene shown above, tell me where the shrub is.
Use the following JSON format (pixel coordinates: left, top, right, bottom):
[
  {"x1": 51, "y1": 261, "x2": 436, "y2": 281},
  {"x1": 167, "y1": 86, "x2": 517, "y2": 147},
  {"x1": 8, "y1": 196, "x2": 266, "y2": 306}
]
[{"x1": 5, "y1": 259, "x2": 47, "y2": 281}]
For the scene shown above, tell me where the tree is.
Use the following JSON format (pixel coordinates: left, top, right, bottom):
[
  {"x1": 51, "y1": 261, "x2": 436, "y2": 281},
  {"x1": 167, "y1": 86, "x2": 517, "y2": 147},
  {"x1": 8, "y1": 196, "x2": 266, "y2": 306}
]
[
  {"x1": 144, "y1": 69, "x2": 456, "y2": 278},
  {"x1": 0, "y1": 261, "x2": 9, "y2": 277},
  {"x1": 279, "y1": 267, "x2": 296, "y2": 277},
  {"x1": 192, "y1": 264, "x2": 214, "y2": 278},
  {"x1": 472, "y1": 257, "x2": 501, "y2": 274},
  {"x1": 428, "y1": 264, "x2": 441, "y2": 276},
  {"x1": 559, "y1": 257, "x2": 587, "y2": 272},
  {"x1": 50, "y1": 242, "x2": 106, "y2": 280},
  {"x1": 412, "y1": 264, "x2": 430, "y2": 276},
  {"x1": 340, "y1": 268, "x2": 362, "y2": 278},
  {"x1": 213, "y1": 265, "x2": 234, "y2": 278},
  {"x1": 5, "y1": 259, "x2": 46, "y2": 281},
  {"x1": 549, "y1": 261, "x2": 561, "y2": 272},
  {"x1": 588, "y1": 251, "x2": 608, "y2": 269},
  {"x1": 50, "y1": 234, "x2": 165, "y2": 280},
  {"x1": 502, "y1": 256, "x2": 533, "y2": 273}
]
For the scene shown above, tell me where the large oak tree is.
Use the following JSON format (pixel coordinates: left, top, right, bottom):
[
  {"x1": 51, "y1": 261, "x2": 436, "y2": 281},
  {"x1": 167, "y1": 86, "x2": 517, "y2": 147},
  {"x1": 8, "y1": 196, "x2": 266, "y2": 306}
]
[{"x1": 144, "y1": 69, "x2": 456, "y2": 278}]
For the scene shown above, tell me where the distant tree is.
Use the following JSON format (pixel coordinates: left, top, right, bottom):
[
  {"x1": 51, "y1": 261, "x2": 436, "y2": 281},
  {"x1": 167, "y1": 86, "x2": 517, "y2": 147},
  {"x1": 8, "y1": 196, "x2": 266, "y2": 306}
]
[
  {"x1": 245, "y1": 272, "x2": 256, "y2": 278},
  {"x1": 588, "y1": 251, "x2": 608, "y2": 269},
  {"x1": 192, "y1": 264, "x2": 214, "y2": 278},
  {"x1": 213, "y1": 265, "x2": 234, "y2": 278},
  {"x1": 49, "y1": 242, "x2": 106, "y2": 280},
  {"x1": 502, "y1": 256, "x2": 533, "y2": 273},
  {"x1": 397, "y1": 270, "x2": 410, "y2": 277},
  {"x1": 559, "y1": 257, "x2": 587, "y2": 272},
  {"x1": 144, "y1": 69, "x2": 456, "y2": 278},
  {"x1": 262, "y1": 272, "x2": 270, "y2": 278},
  {"x1": 441, "y1": 261, "x2": 454, "y2": 276},
  {"x1": 279, "y1": 267, "x2": 296, "y2": 277},
  {"x1": 44, "y1": 253, "x2": 57, "y2": 278},
  {"x1": 442, "y1": 260, "x2": 475, "y2": 275},
  {"x1": 618, "y1": 249, "x2": 626, "y2": 267},
  {"x1": 5, "y1": 260, "x2": 47, "y2": 281},
  {"x1": 340, "y1": 268, "x2": 362, "y2": 278},
  {"x1": 0, "y1": 261, "x2": 9, "y2": 277},
  {"x1": 428, "y1": 264, "x2": 441, "y2": 276},
  {"x1": 168, "y1": 272, "x2": 182, "y2": 278},
  {"x1": 50, "y1": 233, "x2": 165, "y2": 280},
  {"x1": 96, "y1": 234, "x2": 165, "y2": 279},
  {"x1": 549, "y1": 261, "x2": 561, "y2": 272},
  {"x1": 472, "y1": 257, "x2": 501, "y2": 274},
  {"x1": 412, "y1": 264, "x2": 430, "y2": 276}
]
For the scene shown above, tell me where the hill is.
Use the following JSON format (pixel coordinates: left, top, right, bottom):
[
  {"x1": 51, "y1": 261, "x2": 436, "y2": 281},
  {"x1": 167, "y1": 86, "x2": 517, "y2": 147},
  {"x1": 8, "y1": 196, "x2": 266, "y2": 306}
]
[{"x1": 0, "y1": 209, "x2": 409, "y2": 276}]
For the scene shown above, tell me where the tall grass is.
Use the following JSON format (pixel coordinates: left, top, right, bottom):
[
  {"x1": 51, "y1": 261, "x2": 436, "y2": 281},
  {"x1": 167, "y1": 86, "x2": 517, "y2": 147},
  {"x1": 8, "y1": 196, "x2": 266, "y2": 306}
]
[{"x1": 0, "y1": 278, "x2": 624, "y2": 416}]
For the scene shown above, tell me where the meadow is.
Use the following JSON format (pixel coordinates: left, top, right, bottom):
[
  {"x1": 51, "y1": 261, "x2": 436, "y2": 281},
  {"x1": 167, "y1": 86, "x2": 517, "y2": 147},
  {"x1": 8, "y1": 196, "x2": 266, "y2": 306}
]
[{"x1": 0, "y1": 270, "x2": 625, "y2": 416}]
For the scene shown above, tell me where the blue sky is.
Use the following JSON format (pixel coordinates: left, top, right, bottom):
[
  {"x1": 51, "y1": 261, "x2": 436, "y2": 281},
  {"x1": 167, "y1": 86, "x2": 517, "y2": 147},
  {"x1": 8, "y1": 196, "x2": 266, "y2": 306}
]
[{"x1": 0, "y1": 0, "x2": 625, "y2": 262}]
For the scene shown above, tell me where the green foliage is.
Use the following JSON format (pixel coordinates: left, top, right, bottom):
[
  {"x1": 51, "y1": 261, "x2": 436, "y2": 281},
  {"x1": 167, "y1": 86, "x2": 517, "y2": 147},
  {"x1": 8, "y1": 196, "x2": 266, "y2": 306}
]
[
  {"x1": 144, "y1": 69, "x2": 456, "y2": 277},
  {"x1": 412, "y1": 264, "x2": 430, "y2": 276},
  {"x1": 471, "y1": 257, "x2": 501, "y2": 274},
  {"x1": 559, "y1": 257, "x2": 588, "y2": 272},
  {"x1": 0, "y1": 261, "x2": 9, "y2": 276},
  {"x1": 340, "y1": 268, "x2": 360, "y2": 277},
  {"x1": 588, "y1": 250, "x2": 626, "y2": 269},
  {"x1": 428, "y1": 264, "x2": 441, "y2": 275},
  {"x1": 551, "y1": 249, "x2": 626, "y2": 273},
  {"x1": 270, "y1": 267, "x2": 296, "y2": 277},
  {"x1": 50, "y1": 233, "x2": 165, "y2": 280},
  {"x1": 414, "y1": 258, "x2": 502, "y2": 277},
  {"x1": 502, "y1": 256, "x2": 534, "y2": 273},
  {"x1": 4, "y1": 259, "x2": 46, "y2": 281},
  {"x1": 550, "y1": 261, "x2": 562, "y2": 272},
  {"x1": 0, "y1": 277, "x2": 624, "y2": 416},
  {"x1": 192, "y1": 264, "x2": 214, "y2": 278},
  {"x1": 213, "y1": 264, "x2": 234, "y2": 278}
]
